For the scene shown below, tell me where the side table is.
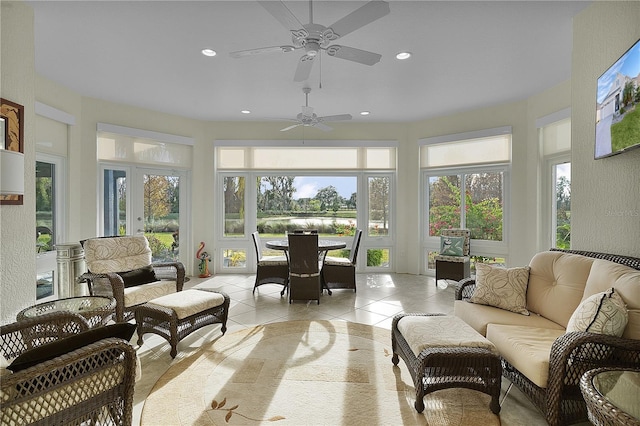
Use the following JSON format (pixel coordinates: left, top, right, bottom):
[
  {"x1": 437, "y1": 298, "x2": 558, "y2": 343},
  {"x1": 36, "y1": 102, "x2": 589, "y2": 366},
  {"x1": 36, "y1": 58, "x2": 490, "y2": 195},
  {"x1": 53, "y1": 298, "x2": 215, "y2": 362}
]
[
  {"x1": 17, "y1": 296, "x2": 116, "y2": 328},
  {"x1": 580, "y1": 367, "x2": 640, "y2": 426}
]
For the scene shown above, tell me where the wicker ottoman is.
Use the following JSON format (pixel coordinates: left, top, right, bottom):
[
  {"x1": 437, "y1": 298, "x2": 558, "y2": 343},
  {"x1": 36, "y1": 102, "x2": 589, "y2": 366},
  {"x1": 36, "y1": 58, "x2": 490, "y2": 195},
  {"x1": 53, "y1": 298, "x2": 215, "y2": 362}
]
[
  {"x1": 391, "y1": 313, "x2": 502, "y2": 414},
  {"x1": 135, "y1": 288, "x2": 229, "y2": 358}
]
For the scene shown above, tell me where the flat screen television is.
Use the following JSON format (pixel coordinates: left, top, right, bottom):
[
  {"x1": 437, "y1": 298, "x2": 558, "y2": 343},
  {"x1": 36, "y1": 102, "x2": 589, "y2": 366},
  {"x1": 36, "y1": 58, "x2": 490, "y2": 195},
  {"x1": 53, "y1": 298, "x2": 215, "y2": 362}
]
[{"x1": 595, "y1": 38, "x2": 640, "y2": 159}]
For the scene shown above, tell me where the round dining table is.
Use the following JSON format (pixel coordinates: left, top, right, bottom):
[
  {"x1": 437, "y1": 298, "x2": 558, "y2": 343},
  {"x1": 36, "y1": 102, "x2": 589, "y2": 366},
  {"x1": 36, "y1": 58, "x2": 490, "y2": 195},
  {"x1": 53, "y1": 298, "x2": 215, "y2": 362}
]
[{"x1": 265, "y1": 239, "x2": 347, "y2": 252}]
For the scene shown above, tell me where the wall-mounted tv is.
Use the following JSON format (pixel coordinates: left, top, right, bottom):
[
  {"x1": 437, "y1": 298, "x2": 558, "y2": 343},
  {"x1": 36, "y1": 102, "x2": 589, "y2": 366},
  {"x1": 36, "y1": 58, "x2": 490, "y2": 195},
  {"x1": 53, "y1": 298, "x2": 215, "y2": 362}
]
[{"x1": 595, "y1": 38, "x2": 640, "y2": 159}]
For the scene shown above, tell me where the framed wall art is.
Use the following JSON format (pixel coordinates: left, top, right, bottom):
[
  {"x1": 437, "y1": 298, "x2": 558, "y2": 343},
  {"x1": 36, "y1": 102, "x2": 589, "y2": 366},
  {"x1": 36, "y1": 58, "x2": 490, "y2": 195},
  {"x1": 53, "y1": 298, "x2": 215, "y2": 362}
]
[{"x1": 1, "y1": 98, "x2": 25, "y2": 205}]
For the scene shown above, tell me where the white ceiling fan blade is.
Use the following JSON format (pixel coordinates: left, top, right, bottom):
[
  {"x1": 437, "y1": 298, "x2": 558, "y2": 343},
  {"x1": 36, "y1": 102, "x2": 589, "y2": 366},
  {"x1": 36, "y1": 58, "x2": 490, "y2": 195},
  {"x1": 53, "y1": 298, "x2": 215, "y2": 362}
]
[
  {"x1": 313, "y1": 122, "x2": 333, "y2": 132},
  {"x1": 326, "y1": 45, "x2": 381, "y2": 66},
  {"x1": 229, "y1": 45, "x2": 296, "y2": 58},
  {"x1": 318, "y1": 114, "x2": 352, "y2": 122},
  {"x1": 259, "y1": 1, "x2": 305, "y2": 32},
  {"x1": 280, "y1": 123, "x2": 302, "y2": 132},
  {"x1": 328, "y1": 1, "x2": 390, "y2": 39},
  {"x1": 294, "y1": 56, "x2": 315, "y2": 82}
]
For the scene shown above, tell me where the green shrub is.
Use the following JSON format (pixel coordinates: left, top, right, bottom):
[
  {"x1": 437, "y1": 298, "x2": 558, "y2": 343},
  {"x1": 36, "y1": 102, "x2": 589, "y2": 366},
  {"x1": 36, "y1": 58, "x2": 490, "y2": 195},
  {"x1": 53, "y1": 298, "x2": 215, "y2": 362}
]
[{"x1": 367, "y1": 249, "x2": 383, "y2": 266}]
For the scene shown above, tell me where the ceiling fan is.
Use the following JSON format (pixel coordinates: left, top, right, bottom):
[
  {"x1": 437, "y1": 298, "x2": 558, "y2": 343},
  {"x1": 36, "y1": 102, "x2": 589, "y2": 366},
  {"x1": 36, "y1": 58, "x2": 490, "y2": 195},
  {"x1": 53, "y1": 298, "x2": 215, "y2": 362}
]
[
  {"x1": 279, "y1": 87, "x2": 352, "y2": 132},
  {"x1": 230, "y1": 0, "x2": 390, "y2": 82}
]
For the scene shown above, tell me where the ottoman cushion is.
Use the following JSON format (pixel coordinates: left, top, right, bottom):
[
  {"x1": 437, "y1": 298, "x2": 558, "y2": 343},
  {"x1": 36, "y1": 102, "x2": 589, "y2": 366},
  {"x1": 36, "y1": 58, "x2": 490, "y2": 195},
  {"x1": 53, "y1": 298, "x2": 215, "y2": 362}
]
[
  {"x1": 397, "y1": 315, "x2": 498, "y2": 356},
  {"x1": 148, "y1": 289, "x2": 226, "y2": 319}
]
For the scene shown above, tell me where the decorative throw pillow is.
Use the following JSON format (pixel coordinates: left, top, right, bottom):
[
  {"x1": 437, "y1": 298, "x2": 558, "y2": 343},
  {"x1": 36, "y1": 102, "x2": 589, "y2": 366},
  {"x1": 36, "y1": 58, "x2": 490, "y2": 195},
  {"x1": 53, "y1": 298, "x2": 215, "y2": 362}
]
[
  {"x1": 440, "y1": 235, "x2": 465, "y2": 256},
  {"x1": 470, "y1": 263, "x2": 531, "y2": 315},
  {"x1": 117, "y1": 265, "x2": 158, "y2": 288},
  {"x1": 566, "y1": 288, "x2": 628, "y2": 336},
  {"x1": 7, "y1": 322, "x2": 136, "y2": 372}
]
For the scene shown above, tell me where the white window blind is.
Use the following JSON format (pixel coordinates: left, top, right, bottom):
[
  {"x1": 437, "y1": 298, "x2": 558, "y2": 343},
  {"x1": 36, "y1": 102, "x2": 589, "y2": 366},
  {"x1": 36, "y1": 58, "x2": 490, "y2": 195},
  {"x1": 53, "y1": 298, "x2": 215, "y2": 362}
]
[
  {"x1": 215, "y1": 141, "x2": 396, "y2": 170},
  {"x1": 97, "y1": 124, "x2": 193, "y2": 167},
  {"x1": 540, "y1": 118, "x2": 571, "y2": 156},
  {"x1": 36, "y1": 115, "x2": 68, "y2": 156},
  {"x1": 419, "y1": 126, "x2": 512, "y2": 168}
]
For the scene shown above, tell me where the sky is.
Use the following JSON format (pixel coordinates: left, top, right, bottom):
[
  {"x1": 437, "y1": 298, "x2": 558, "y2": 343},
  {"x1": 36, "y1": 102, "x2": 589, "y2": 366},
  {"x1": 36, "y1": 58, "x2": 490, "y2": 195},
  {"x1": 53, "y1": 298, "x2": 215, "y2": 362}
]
[
  {"x1": 597, "y1": 39, "x2": 640, "y2": 104},
  {"x1": 292, "y1": 176, "x2": 356, "y2": 200}
]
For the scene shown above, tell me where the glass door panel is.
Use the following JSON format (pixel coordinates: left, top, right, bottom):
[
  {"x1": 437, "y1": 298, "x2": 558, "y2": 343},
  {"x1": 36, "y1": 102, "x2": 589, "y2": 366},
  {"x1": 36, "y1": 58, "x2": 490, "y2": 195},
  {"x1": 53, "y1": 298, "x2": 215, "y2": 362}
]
[
  {"x1": 102, "y1": 165, "x2": 187, "y2": 265},
  {"x1": 36, "y1": 159, "x2": 58, "y2": 301},
  {"x1": 140, "y1": 172, "x2": 182, "y2": 262},
  {"x1": 103, "y1": 168, "x2": 128, "y2": 236}
]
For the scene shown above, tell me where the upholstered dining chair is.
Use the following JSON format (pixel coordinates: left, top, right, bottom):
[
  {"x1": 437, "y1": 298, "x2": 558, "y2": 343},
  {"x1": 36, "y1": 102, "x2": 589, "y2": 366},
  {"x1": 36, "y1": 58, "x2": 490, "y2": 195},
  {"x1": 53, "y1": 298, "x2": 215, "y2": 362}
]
[
  {"x1": 321, "y1": 229, "x2": 362, "y2": 293},
  {"x1": 251, "y1": 231, "x2": 289, "y2": 296},
  {"x1": 287, "y1": 233, "x2": 321, "y2": 304},
  {"x1": 80, "y1": 235, "x2": 185, "y2": 322},
  {"x1": 434, "y1": 229, "x2": 471, "y2": 287}
]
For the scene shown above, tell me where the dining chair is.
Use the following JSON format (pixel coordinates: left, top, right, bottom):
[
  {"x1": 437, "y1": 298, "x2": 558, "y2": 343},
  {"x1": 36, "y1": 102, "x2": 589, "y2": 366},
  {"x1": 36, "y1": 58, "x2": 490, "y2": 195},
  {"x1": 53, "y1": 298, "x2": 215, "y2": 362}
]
[
  {"x1": 287, "y1": 233, "x2": 321, "y2": 304},
  {"x1": 251, "y1": 231, "x2": 289, "y2": 296},
  {"x1": 434, "y1": 229, "x2": 471, "y2": 287},
  {"x1": 321, "y1": 229, "x2": 362, "y2": 293}
]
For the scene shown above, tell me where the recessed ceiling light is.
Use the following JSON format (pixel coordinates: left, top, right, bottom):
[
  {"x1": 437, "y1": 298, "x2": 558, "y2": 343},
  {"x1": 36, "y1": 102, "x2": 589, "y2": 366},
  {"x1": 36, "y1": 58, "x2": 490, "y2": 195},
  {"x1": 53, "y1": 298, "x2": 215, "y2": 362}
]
[
  {"x1": 396, "y1": 52, "x2": 412, "y2": 60},
  {"x1": 241, "y1": 110, "x2": 251, "y2": 114},
  {"x1": 201, "y1": 48, "x2": 217, "y2": 57},
  {"x1": 360, "y1": 111, "x2": 370, "y2": 116}
]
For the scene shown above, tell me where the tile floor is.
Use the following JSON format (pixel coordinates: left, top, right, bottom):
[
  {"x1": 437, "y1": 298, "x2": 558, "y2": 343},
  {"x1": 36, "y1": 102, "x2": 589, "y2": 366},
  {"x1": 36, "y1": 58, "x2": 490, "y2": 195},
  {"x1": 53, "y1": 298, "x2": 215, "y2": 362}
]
[{"x1": 132, "y1": 273, "x2": 559, "y2": 425}]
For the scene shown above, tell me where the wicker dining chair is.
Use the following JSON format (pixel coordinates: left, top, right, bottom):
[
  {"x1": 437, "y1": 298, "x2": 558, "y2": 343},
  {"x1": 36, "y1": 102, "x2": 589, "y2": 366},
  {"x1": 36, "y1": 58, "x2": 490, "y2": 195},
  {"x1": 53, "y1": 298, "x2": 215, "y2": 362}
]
[
  {"x1": 251, "y1": 231, "x2": 290, "y2": 296},
  {"x1": 288, "y1": 233, "x2": 321, "y2": 304},
  {"x1": 321, "y1": 229, "x2": 362, "y2": 293}
]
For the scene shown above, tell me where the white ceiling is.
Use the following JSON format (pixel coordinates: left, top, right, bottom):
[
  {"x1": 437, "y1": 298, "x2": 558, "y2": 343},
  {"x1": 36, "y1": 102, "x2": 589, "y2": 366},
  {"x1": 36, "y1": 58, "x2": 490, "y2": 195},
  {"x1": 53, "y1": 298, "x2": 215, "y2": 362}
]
[{"x1": 28, "y1": 1, "x2": 590, "y2": 124}]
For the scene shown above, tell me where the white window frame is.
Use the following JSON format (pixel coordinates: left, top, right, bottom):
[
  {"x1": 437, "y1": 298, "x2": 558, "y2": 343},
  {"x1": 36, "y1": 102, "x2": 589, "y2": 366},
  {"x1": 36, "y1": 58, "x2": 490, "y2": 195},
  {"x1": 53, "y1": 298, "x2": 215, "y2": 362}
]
[
  {"x1": 421, "y1": 164, "x2": 511, "y2": 275},
  {"x1": 215, "y1": 169, "x2": 396, "y2": 274}
]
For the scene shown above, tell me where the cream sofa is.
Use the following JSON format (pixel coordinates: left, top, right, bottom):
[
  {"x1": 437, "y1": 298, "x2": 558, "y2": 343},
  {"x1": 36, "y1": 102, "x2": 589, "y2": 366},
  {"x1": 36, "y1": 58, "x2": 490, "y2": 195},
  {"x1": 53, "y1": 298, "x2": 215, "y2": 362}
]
[{"x1": 454, "y1": 249, "x2": 640, "y2": 426}]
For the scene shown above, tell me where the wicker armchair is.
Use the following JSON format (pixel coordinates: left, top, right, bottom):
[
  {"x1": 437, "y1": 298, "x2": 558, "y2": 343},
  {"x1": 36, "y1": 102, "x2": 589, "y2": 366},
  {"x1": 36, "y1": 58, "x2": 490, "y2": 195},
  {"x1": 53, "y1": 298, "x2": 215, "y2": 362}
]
[
  {"x1": 1, "y1": 312, "x2": 137, "y2": 426},
  {"x1": 79, "y1": 235, "x2": 185, "y2": 322},
  {"x1": 455, "y1": 249, "x2": 640, "y2": 426},
  {"x1": 435, "y1": 229, "x2": 471, "y2": 287}
]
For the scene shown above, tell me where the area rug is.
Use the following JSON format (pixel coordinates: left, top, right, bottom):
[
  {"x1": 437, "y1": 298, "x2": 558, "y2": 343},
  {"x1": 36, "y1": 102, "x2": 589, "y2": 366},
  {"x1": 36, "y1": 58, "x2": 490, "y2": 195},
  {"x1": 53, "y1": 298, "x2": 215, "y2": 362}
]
[{"x1": 141, "y1": 320, "x2": 500, "y2": 425}]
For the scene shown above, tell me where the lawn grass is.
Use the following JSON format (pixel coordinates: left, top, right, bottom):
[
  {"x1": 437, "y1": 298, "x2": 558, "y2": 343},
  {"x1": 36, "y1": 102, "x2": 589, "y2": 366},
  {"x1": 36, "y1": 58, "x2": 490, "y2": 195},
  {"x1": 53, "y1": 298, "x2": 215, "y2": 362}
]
[{"x1": 611, "y1": 106, "x2": 640, "y2": 152}]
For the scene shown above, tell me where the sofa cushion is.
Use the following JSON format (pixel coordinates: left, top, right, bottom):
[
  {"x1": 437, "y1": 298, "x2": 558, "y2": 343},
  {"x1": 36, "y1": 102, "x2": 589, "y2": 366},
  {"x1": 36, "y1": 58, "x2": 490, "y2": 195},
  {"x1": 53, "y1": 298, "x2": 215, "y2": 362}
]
[
  {"x1": 469, "y1": 263, "x2": 530, "y2": 315},
  {"x1": 566, "y1": 288, "x2": 628, "y2": 336},
  {"x1": 123, "y1": 280, "x2": 177, "y2": 307},
  {"x1": 486, "y1": 324, "x2": 565, "y2": 388},
  {"x1": 454, "y1": 300, "x2": 565, "y2": 336},
  {"x1": 84, "y1": 235, "x2": 152, "y2": 274},
  {"x1": 582, "y1": 259, "x2": 640, "y2": 340},
  {"x1": 526, "y1": 251, "x2": 595, "y2": 328},
  {"x1": 117, "y1": 265, "x2": 158, "y2": 288}
]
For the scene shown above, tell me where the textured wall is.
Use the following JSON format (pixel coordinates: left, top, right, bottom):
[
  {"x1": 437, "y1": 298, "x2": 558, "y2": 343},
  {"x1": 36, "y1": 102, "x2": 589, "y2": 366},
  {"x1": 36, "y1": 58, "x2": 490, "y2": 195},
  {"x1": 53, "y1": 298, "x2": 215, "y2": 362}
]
[
  {"x1": 0, "y1": 1, "x2": 36, "y2": 323},
  {"x1": 571, "y1": 2, "x2": 640, "y2": 256}
]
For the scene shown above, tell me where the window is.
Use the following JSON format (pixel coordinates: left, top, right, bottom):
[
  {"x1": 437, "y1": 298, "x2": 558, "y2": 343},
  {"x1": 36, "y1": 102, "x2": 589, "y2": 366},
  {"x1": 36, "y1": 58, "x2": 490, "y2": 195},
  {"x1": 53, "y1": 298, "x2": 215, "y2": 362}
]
[
  {"x1": 538, "y1": 110, "x2": 571, "y2": 249},
  {"x1": 420, "y1": 127, "x2": 511, "y2": 274},
  {"x1": 35, "y1": 103, "x2": 72, "y2": 301},
  {"x1": 98, "y1": 124, "x2": 192, "y2": 266},
  {"x1": 215, "y1": 141, "x2": 397, "y2": 273}
]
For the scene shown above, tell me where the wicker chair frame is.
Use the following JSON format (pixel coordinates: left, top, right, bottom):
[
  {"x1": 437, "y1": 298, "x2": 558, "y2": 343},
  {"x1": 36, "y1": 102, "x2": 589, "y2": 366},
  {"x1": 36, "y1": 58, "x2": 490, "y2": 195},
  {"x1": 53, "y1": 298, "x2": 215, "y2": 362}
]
[
  {"x1": 580, "y1": 367, "x2": 640, "y2": 426},
  {"x1": 135, "y1": 289, "x2": 230, "y2": 358},
  {"x1": 1, "y1": 312, "x2": 136, "y2": 426},
  {"x1": 321, "y1": 229, "x2": 362, "y2": 293},
  {"x1": 79, "y1": 261, "x2": 185, "y2": 323},
  {"x1": 454, "y1": 249, "x2": 640, "y2": 426},
  {"x1": 391, "y1": 312, "x2": 502, "y2": 414}
]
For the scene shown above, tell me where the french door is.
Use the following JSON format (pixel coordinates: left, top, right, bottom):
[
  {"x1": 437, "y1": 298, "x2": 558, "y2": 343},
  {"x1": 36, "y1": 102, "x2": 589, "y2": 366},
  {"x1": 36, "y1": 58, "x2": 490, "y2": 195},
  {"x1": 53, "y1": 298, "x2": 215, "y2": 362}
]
[{"x1": 100, "y1": 164, "x2": 189, "y2": 265}]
